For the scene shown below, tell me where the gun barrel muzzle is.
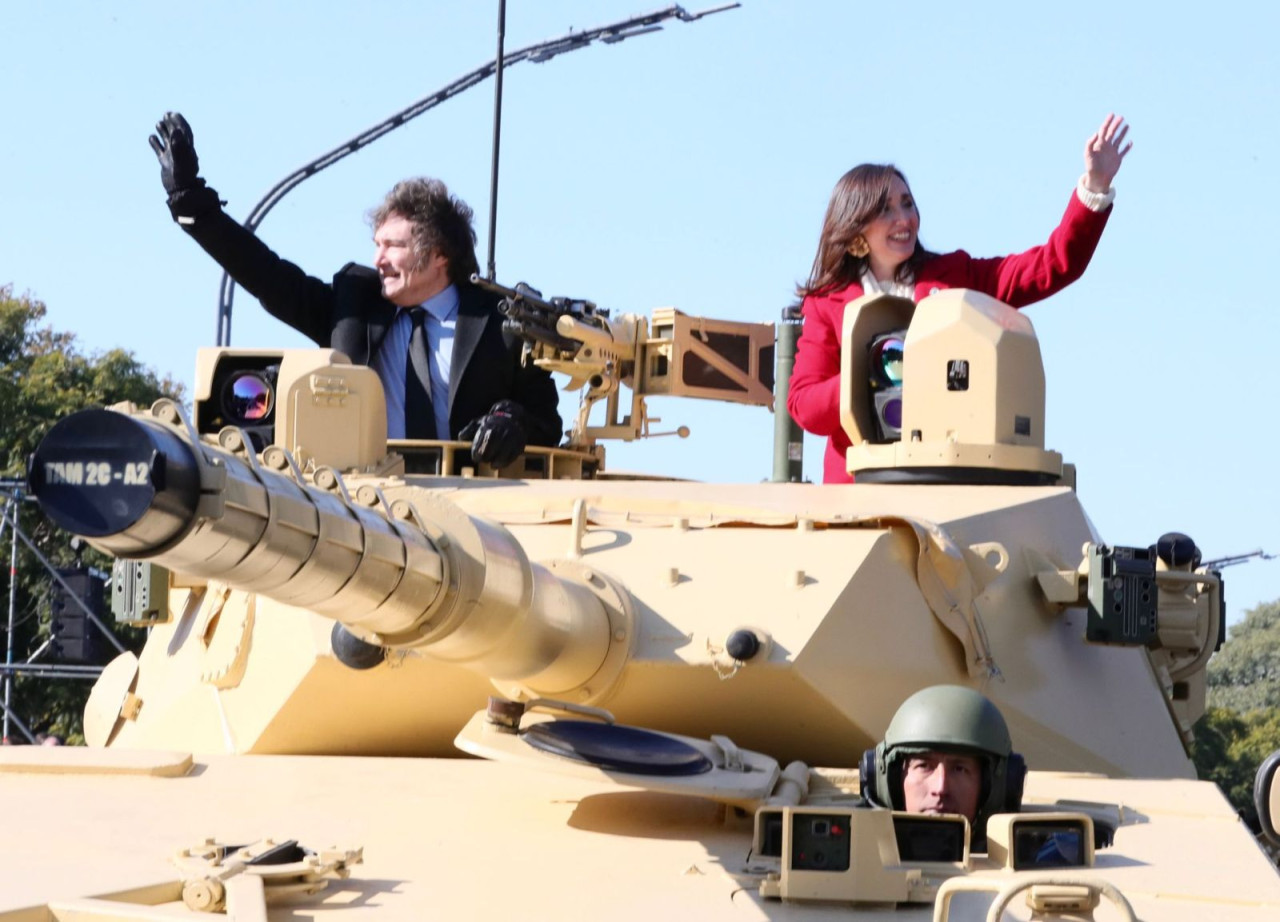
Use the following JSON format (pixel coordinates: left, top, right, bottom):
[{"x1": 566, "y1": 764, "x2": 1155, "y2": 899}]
[
  {"x1": 30, "y1": 406, "x2": 446, "y2": 639},
  {"x1": 31, "y1": 408, "x2": 203, "y2": 551}
]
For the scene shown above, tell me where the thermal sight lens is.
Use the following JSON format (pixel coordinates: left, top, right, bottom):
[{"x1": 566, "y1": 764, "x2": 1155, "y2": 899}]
[
  {"x1": 875, "y1": 338, "x2": 905, "y2": 386},
  {"x1": 225, "y1": 373, "x2": 273, "y2": 422}
]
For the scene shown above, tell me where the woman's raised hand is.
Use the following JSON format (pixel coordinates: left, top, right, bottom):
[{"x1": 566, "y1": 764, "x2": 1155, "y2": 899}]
[{"x1": 1083, "y1": 114, "x2": 1132, "y2": 194}]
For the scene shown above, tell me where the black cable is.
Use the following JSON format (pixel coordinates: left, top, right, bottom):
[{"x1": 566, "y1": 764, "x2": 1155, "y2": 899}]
[{"x1": 215, "y1": 4, "x2": 741, "y2": 344}]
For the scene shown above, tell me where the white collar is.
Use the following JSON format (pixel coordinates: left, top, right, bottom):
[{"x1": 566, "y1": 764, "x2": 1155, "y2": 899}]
[{"x1": 860, "y1": 269, "x2": 914, "y2": 300}]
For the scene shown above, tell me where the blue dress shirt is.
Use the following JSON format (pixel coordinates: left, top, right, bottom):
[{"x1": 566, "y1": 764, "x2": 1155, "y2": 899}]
[{"x1": 374, "y1": 284, "x2": 459, "y2": 439}]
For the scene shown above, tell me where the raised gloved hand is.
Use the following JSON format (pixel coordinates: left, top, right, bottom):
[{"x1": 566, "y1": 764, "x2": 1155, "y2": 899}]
[
  {"x1": 459, "y1": 400, "x2": 528, "y2": 469},
  {"x1": 148, "y1": 112, "x2": 203, "y2": 194},
  {"x1": 148, "y1": 111, "x2": 220, "y2": 219}
]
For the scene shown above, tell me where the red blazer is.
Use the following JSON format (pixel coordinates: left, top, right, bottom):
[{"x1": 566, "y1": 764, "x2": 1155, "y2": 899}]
[{"x1": 788, "y1": 190, "x2": 1111, "y2": 483}]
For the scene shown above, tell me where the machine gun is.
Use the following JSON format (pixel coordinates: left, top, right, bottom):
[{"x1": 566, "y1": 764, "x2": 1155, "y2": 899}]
[
  {"x1": 471, "y1": 274, "x2": 776, "y2": 449},
  {"x1": 471, "y1": 276, "x2": 609, "y2": 357}
]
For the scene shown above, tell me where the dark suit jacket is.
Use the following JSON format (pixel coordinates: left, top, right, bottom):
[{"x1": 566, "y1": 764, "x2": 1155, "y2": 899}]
[{"x1": 179, "y1": 208, "x2": 562, "y2": 445}]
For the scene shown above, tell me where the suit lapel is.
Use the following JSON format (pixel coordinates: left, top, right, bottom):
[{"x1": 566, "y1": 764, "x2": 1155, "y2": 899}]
[{"x1": 450, "y1": 283, "x2": 490, "y2": 415}]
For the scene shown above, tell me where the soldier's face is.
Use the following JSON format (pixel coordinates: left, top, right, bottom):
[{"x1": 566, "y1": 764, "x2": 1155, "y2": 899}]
[
  {"x1": 901, "y1": 752, "x2": 982, "y2": 821},
  {"x1": 374, "y1": 213, "x2": 449, "y2": 306}
]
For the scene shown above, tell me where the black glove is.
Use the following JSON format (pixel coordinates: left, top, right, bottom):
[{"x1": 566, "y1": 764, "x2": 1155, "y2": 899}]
[
  {"x1": 148, "y1": 111, "x2": 220, "y2": 219},
  {"x1": 149, "y1": 112, "x2": 202, "y2": 193},
  {"x1": 459, "y1": 400, "x2": 528, "y2": 469}
]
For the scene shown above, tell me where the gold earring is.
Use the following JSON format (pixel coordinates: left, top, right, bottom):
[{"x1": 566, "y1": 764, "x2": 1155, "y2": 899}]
[{"x1": 848, "y1": 235, "x2": 870, "y2": 258}]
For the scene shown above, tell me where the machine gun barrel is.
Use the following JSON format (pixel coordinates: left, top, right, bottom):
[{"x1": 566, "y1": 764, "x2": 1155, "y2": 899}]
[
  {"x1": 28, "y1": 403, "x2": 619, "y2": 697},
  {"x1": 471, "y1": 273, "x2": 609, "y2": 354}
]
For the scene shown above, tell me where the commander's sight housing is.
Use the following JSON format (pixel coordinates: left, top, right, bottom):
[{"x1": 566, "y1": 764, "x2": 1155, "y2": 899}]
[{"x1": 840, "y1": 288, "x2": 1063, "y2": 485}]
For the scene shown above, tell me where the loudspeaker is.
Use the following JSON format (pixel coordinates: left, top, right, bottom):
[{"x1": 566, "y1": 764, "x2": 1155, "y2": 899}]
[{"x1": 49, "y1": 568, "x2": 105, "y2": 664}]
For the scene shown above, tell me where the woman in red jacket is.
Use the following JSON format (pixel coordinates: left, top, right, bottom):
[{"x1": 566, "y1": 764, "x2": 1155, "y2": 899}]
[{"x1": 788, "y1": 114, "x2": 1132, "y2": 484}]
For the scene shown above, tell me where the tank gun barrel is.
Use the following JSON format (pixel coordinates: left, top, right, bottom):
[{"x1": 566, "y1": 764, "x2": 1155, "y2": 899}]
[{"x1": 28, "y1": 402, "x2": 620, "y2": 698}]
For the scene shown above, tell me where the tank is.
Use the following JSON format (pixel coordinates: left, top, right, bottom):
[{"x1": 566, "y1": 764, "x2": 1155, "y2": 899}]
[{"x1": 4, "y1": 286, "x2": 1279, "y2": 920}]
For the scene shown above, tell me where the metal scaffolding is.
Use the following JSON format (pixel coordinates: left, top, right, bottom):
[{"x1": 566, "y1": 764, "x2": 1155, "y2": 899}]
[{"x1": 0, "y1": 480, "x2": 117, "y2": 743}]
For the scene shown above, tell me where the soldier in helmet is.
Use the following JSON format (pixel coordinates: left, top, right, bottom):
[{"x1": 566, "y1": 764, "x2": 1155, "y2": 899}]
[{"x1": 862, "y1": 685, "x2": 1025, "y2": 846}]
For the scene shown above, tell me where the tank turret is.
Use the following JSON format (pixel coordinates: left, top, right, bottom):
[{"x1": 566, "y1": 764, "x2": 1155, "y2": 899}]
[{"x1": 25, "y1": 290, "x2": 1225, "y2": 781}]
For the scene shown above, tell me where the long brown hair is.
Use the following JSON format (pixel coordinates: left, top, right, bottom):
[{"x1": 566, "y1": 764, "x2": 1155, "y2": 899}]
[{"x1": 797, "y1": 164, "x2": 936, "y2": 298}]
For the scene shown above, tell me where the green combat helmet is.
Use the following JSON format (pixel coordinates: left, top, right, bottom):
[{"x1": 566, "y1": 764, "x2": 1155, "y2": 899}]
[{"x1": 861, "y1": 685, "x2": 1026, "y2": 843}]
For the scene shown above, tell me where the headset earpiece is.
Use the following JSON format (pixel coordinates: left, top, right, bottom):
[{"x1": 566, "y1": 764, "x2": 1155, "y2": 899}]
[
  {"x1": 859, "y1": 748, "x2": 880, "y2": 805},
  {"x1": 1004, "y1": 752, "x2": 1027, "y2": 813}
]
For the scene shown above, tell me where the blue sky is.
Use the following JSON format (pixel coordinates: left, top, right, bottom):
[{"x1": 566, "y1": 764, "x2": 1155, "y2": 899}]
[{"x1": 2, "y1": 1, "x2": 1277, "y2": 622}]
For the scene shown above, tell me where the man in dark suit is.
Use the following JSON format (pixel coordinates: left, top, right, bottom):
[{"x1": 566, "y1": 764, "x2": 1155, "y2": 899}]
[{"x1": 149, "y1": 112, "x2": 561, "y2": 467}]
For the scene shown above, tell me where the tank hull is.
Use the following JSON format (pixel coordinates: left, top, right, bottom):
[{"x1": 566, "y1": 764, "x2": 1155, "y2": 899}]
[{"x1": 1, "y1": 746, "x2": 1276, "y2": 921}]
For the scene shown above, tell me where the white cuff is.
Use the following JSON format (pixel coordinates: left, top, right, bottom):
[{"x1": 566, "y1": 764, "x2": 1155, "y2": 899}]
[{"x1": 1076, "y1": 174, "x2": 1115, "y2": 212}]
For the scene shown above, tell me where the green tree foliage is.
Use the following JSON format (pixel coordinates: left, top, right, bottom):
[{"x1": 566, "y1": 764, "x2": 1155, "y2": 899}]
[
  {"x1": 0, "y1": 285, "x2": 182, "y2": 743},
  {"x1": 1192, "y1": 598, "x2": 1280, "y2": 828},
  {"x1": 1192, "y1": 706, "x2": 1280, "y2": 827},
  {"x1": 1206, "y1": 598, "x2": 1280, "y2": 713},
  {"x1": 0, "y1": 286, "x2": 182, "y2": 477}
]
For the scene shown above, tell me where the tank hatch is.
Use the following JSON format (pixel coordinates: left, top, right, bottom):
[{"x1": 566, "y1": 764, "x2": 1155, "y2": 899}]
[{"x1": 455, "y1": 698, "x2": 781, "y2": 807}]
